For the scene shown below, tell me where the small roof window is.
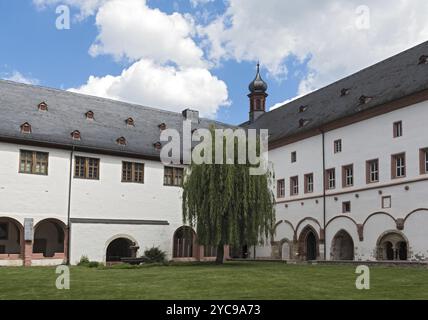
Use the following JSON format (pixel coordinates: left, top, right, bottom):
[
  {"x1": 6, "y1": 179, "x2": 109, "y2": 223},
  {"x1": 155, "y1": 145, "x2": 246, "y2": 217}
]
[
  {"x1": 71, "y1": 130, "x2": 81, "y2": 140},
  {"x1": 359, "y1": 95, "x2": 372, "y2": 105},
  {"x1": 85, "y1": 111, "x2": 94, "y2": 120},
  {"x1": 116, "y1": 137, "x2": 127, "y2": 146},
  {"x1": 418, "y1": 55, "x2": 428, "y2": 65},
  {"x1": 298, "y1": 105, "x2": 308, "y2": 113},
  {"x1": 38, "y1": 101, "x2": 48, "y2": 111},
  {"x1": 153, "y1": 142, "x2": 162, "y2": 150},
  {"x1": 299, "y1": 119, "x2": 310, "y2": 128},
  {"x1": 20, "y1": 122, "x2": 32, "y2": 134},
  {"x1": 340, "y1": 88, "x2": 350, "y2": 97},
  {"x1": 126, "y1": 117, "x2": 135, "y2": 126}
]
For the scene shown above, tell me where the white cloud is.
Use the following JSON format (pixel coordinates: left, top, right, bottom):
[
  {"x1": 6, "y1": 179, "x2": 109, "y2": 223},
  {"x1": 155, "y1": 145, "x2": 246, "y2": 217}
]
[
  {"x1": 34, "y1": 0, "x2": 229, "y2": 117},
  {"x1": 200, "y1": 0, "x2": 428, "y2": 98},
  {"x1": 2, "y1": 71, "x2": 40, "y2": 85},
  {"x1": 69, "y1": 59, "x2": 229, "y2": 118},
  {"x1": 89, "y1": 0, "x2": 206, "y2": 68}
]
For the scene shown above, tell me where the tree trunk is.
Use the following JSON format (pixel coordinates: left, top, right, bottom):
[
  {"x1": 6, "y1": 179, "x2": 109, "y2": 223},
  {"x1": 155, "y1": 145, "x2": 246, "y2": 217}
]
[{"x1": 216, "y1": 244, "x2": 224, "y2": 264}]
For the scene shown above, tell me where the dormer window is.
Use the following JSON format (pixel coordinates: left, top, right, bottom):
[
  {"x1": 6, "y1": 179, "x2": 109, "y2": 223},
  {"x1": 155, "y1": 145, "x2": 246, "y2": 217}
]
[
  {"x1": 20, "y1": 122, "x2": 32, "y2": 134},
  {"x1": 359, "y1": 95, "x2": 372, "y2": 105},
  {"x1": 126, "y1": 117, "x2": 135, "y2": 126},
  {"x1": 71, "y1": 130, "x2": 81, "y2": 140},
  {"x1": 85, "y1": 111, "x2": 94, "y2": 120},
  {"x1": 38, "y1": 102, "x2": 48, "y2": 111},
  {"x1": 153, "y1": 142, "x2": 162, "y2": 150},
  {"x1": 418, "y1": 55, "x2": 428, "y2": 65},
  {"x1": 158, "y1": 123, "x2": 167, "y2": 131},
  {"x1": 340, "y1": 88, "x2": 350, "y2": 96},
  {"x1": 116, "y1": 137, "x2": 127, "y2": 146},
  {"x1": 299, "y1": 119, "x2": 310, "y2": 128},
  {"x1": 298, "y1": 105, "x2": 308, "y2": 113}
]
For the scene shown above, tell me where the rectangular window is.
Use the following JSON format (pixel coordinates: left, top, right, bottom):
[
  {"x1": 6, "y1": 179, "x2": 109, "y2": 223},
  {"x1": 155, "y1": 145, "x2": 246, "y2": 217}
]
[
  {"x1": 122, "y1": 162, "x2": 144, "y2": 183},
  {"x1": 74, "y1": 156, "x2": 100, "y2": 180},
  {"x1": 342, "y1": 164, "x2": 354, "y2": 187},
  {"x1": 342, "y1": 201, "x2": 351, "y2": 213},
  {"x1": 391, "y1": 153, "x2": 406, "y2": 179},
  {"x1": 393, "y1": 121, "x2": 403, "y2": 138},
  {"x1": 291, "y1": 151, "x2": 297, "y2": 163},
  {"x1": 290, "y1": 176, "x2": 299, "y2": 196},
  {"x1": 420, "y1": 148, "x2": 428, "y2": 174},
  {"x1": 334, "y1": 139, "x2": 342, "y2": 153},
  {"x1": 277, "y1": 179, "x2": 285, "y2": 198},
  {"x1": 164, "y1": 166, "x2": 184, "y2": 186},
  {"x1": 304, "y1": 173, "x2": 314, "y2": 194},
  {"x1": 366, "y1": 159, "x2": 379, "y2": 183},
  {"x1": 19, "y1": 150, "x2": 49, "y2": 175},
  {"x1": 326, "y1": 168, "x2": 336, "y2": 190},
  {"x1": 382, "y1": 196, "x2": 392, "y2": 209}
]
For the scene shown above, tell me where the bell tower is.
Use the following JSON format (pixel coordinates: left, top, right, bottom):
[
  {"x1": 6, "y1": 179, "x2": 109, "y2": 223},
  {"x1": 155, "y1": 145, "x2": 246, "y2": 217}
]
[{"x1": 248, "y1": 63, "x2": 268, "y2": 123}]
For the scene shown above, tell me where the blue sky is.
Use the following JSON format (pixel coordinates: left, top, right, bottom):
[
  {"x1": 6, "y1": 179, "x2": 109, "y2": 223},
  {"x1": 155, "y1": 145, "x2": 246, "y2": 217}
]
[{"x1": 1, "y1": 0, "x2": 427, "y2": 124}]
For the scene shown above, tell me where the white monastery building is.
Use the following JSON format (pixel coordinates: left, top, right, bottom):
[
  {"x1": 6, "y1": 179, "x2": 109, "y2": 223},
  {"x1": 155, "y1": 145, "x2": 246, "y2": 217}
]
[{"x1": 1, "y1": 42, "x2": 428, "y2": 266}]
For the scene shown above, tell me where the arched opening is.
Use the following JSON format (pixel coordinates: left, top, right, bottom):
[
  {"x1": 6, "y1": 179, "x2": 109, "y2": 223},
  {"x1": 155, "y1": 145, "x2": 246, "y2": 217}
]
[
  {"x1": 173, "y1": 226, "x2": 196, "y2": 258},
  {"x1": 331, "y1": 230, "x2": 354, "y2": 260},
  {"x1": 377, "y1": 231, "x2": 408, "y2": 261},
  {"x1": 298, "y1": 226, "x2": 319, "y2": 261},
  {"x1": 106, "y1": 237, "x2": 137, "y2": 262},
  {"x1": 0, "y1": 217, "x2": 24, "y2": 259},
  {"x1": 33, "y1": 219, "x2": 65, "y2": 258},
  {"x1": 281, "y1": 241, "x2": 291, "y2": 261}
]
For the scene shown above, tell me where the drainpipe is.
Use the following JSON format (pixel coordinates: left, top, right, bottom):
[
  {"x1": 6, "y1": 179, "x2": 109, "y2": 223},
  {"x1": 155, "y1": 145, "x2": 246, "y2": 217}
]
[
  {"x1": 66, "y1": 147, "x2": 74, "y2": 265},
  {"x1": 321, "y1": 130, "x2": 327, "y2": 261}
]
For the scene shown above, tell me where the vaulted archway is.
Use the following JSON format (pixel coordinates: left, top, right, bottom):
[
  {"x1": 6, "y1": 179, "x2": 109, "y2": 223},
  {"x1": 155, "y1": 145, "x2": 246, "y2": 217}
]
[
  {"x1": 33, "y1": 219, "x2": 66, "y2": 259},
  {"x1": 331, "y1": 230, "x2": 354, "y2": 260},
  {"x1": 298, "y1": 226, "x2": 319, "y2": 261},
  {"x1": 0, "y1": 217, "x2": 24, "y2": 259},
  {"x1": 377, "y1": 231, "x2": 408, "y2": 261},
  {"x1": 173, "y1": 226, "x2": 197, "y2": 258}
]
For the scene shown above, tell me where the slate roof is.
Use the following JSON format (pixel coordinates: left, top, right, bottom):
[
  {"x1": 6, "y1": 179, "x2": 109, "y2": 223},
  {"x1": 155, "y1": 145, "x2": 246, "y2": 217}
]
[
  {"x1": 0, "y1": 80, "x2": 231, "y2": 158},
  {"x1": 247, "y1": 41, "x2": 428, "y2": 142}
]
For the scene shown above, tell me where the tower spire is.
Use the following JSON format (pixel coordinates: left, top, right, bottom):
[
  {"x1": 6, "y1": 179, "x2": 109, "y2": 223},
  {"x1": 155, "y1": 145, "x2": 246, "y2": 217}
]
[{"x1": 248, "y1": 62, "x2": 268, "y2": 123}]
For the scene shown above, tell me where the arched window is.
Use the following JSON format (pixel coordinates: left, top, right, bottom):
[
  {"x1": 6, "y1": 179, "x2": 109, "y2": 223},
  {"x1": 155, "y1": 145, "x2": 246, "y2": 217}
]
[
  {"x1": 377, "y1": 231, "x2": 408, "y2": 261},
  {"x1": 106, "y1": 238, "x2": 137, "y2": 262},
  {"x1": 331, "y1": 230, "x2": 354, "y2": 260},
  {"x1": 33, "y1": 219, "x2": 65, "y2": 258}
]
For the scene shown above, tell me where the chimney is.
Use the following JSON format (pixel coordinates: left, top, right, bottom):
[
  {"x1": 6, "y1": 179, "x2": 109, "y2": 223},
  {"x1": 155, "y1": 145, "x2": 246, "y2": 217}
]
[{"x1": 182, "y1": 109, "x2": 199, "y2": 124}]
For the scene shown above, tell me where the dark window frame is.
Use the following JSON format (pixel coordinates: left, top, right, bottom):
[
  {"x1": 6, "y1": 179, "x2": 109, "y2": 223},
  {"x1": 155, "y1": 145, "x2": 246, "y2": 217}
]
[
  {"x1": 19, "y1": 150, "x2": 49, "y2": 175},
  {"x1": 366, "y1": 159, "x2": 379, "y2": 183},
  {"x1": 122, "y1": 161, "x2": 144, "y2": 184},
  {"x1": 391, "y1": 153, "x2": 406, "y2": 179},
  {"x1": 74, "y1": 156, "x2": 100, "y2": 180},
  {"x1": 304, "y1": 173, "x2": 314, "y2": 194},
  {"x1": 334, "y1": 139, "x2": 342, "y2": 153},
  {"x1": 342, "y1": 201, "x2": 351, "y2": 213},
  {"x1": 164, "y1": 166, "x2": 184, "y2": 187},
  {"x1": 393, "y1": 121, "x2": 403, "y2": 138},
  {"x1": 342, "y1": 164, "x2": 354, "y2": 188},
  {"x1": 290, "y1": 176, "x2": 299, "y2": 196},
  {"x1": 277, "y1": 179, "x2": 285, "y2": 198}
]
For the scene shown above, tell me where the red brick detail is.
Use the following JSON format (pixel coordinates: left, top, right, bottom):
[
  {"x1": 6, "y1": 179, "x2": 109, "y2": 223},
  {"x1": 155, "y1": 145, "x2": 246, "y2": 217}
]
[
  {"x1": 357, "y1": 224, "x2": 364, "y2": 241},
  {"x1": 24, "y1": 241, "x2": 33, "y2": 267},
  {"x1": 396, "y1": 218, "x2": 405, "y2": 231}
]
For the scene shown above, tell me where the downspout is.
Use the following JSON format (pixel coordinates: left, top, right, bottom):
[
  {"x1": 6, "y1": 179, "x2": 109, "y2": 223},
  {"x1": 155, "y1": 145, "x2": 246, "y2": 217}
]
[
  {"x1": 66, "y1": 147, "x2": 74, "y2": 265},
  {"x1": 321, "y1": 130, "x2": 327, "y2": 261}
]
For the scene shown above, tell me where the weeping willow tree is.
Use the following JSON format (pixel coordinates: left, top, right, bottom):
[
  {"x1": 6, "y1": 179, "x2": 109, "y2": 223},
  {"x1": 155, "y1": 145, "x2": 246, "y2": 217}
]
[{"x1": 182, "y1": 127, "x2": 275, "y2": 263}]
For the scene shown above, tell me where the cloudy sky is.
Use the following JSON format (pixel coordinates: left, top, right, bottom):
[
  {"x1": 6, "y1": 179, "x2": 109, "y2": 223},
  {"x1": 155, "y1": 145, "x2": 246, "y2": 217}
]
[{"x1": 1, "y1": 0, "x2": 428, "y2": 124}]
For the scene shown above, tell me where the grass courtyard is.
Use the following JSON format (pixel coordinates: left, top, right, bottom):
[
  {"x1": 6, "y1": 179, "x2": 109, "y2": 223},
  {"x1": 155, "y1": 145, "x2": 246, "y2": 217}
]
[{"x1": 0, "y1": 261, "x2": 427, "y2": 300}]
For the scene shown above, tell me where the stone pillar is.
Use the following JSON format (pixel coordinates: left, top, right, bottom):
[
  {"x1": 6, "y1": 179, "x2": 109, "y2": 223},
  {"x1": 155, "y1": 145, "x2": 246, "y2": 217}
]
[
  {"x1": 24, "y1": 240, "x2": 33, "y2": 267},
  {"x1": 224, "y1": 245, "x2": 230, "y2": 260}
]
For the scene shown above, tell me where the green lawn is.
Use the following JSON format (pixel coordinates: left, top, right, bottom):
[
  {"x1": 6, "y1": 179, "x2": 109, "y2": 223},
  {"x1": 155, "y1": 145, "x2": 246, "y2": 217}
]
[{"x1": 0, "y1": 261, "x2": 427, "y2": 300}]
